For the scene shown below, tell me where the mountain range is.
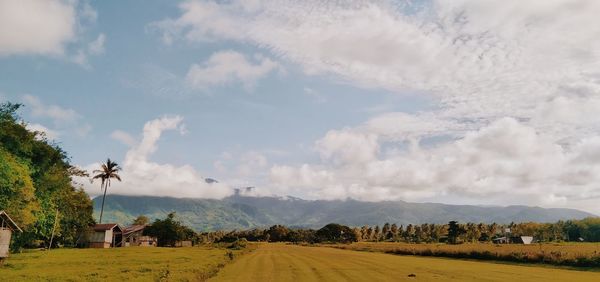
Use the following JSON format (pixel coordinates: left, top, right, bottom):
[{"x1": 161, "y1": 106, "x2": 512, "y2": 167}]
[{"x1": 93, "y1": 194, "x2": 596, "y2": 231}]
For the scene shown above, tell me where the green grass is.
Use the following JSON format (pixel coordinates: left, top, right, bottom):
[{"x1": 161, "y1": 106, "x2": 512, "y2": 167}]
[
  {"x1": 212, "y1": 243, "x2": 600, "y2": 281},
  {"x1": 0, "y1": 246, "x2": 247, "y2": 281}
]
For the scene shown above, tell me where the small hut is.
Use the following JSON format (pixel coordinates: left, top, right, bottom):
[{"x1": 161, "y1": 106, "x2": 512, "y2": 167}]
[
  {"x1": 0, "y1": 211, "x2": 22, "y2": 259},
  {"x1": 513, "y1": 236, "x2": 534, "y2": 244},
  {"x1": 89, "y1": 224, "x2": 124, "y2": 248},
  {"x1": 123, "y1": 225, "x2": 157, "y2": 247}
]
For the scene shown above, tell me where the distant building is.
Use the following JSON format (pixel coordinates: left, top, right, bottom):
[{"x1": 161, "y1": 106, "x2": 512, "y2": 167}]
[
  {"x1": 123, "y1": 225, "x2": 157, "y2": 247},
  {"x1": 0, "y1": 211, "x2": 22, "y2": 259},
  {"x1": 493, "y1": 236, "x2": 534, "y2": 244},
  {"x1": 513, "y1": 236, "x2": 534, "y2": 245},
  {"x1": 89, "y1": 224, "x2": 124, "y2": 248}
]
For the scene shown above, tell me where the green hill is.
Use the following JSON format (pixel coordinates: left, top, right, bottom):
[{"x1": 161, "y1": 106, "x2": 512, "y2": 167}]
[{"x1": 93, "y1": 194, "x2": 596, "y2": 231}]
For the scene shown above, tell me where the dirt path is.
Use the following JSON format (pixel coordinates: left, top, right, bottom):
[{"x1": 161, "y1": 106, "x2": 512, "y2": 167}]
[{"x1": 211, "y1": 243, "x2": 600, "y2": 281}]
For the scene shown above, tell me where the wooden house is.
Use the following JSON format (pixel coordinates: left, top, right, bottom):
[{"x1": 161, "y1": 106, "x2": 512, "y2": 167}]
[
  {"x1": 123, "y1": 225, "x2": 157, "y2": 247},
  {"x1": 89, "y1": 224, "x2": 124, "y2": 248},
  {"x1": 0, "y1": 211, "x2": 22, "y2": 259}
]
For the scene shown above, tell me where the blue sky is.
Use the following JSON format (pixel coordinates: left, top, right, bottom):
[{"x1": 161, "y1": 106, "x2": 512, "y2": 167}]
[
  {"x1": 2, "y1": 0, "x2": 600, "y2": 214},
  {"x1": 1, "y1": 0, "x2": 428, "y2": 171}
]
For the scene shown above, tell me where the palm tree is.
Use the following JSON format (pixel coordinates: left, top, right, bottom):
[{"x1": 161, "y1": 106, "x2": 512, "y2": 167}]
[{"x1": 92, "y1": 159, "x2": 122, "y2": 223}]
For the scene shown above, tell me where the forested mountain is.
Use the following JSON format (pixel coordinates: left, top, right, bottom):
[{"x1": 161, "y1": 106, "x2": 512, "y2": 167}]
[{"x1": 94, "y1": 194, "x2": 595, "y2": 231}]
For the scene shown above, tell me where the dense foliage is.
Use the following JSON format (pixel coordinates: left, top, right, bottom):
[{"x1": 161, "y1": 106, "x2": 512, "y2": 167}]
[
  {"x1": 143, "y1": 212, "x2": 197, "y2": 247},
  {"x1": 199, "y1": 218, "x2": 600, "y2": 245},
  {"x1": 0, "y1": 103, "x2": 94, "y2": 250}
]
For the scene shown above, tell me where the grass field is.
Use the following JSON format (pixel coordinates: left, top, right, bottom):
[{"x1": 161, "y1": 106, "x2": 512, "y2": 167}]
[
  {"x1": 325, "y1": 242, "x2": 600, "y2": 267},
  {"x1": 212, "y1": 243, "x2": 600, "y2": 281},
  {"x1": 0, "y1": 246, "x2": 246, "y2": 281},
  {"x1": 2, "y1": 243, "x2": 600, "y2": 281}
]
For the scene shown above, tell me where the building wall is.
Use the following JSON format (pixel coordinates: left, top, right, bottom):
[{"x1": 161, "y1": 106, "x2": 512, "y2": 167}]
[
  {"x1": 0, "y1": 229, "x2": 12, "y2": 258},
  {"x1": 89, "y1": 231, "x2": 107, "y2": 243},
  {"x1": 105, "y1": 229, "x2": 113, "y2": 243},
  {"x1": 89, "y1": 242, "x2": 111, "y2": 248}
]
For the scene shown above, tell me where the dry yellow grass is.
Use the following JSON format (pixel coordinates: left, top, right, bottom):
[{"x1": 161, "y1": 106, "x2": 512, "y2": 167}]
[
  {"x1": 327, "y1": 242, "x2": 600, "y2": 267},
  {"x1": 212, "y1": 243, "x2": 600, "y2": 281}
]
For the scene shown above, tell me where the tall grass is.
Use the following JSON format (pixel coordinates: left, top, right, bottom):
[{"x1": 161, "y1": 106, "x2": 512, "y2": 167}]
[{"x1": 328, "y1": 242, "x2": 600, "y2": 268}]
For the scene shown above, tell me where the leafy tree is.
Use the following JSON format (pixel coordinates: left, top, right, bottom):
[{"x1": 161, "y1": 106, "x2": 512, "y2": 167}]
[
  {"x1": 405, "y1": 224, "x2": 415, "y2": 242},
  {"x1": 315, "y1": 223, "x2": 357, "y2": 243},
  {"x1": 144, "y1": 212, "x2": 194, "y2": 247},
  {"x1": 92, "y1": 159, "x2": 121, "y2": 223},
  {"x1": 132, "y1": 215, "x2": 149, "y2": 225},
  {"x1": 287, "y1": 229, "x2": 316, "y2": 243},
  {"x1": 265, "y1": 225, "x2": 290, "y2": 242},
  {"x1": 374, "y1": 225, "x2": 381, "y2": 242},
  {"x1": 447, "y1": 221, "x2": 464, "y2": 244},
  {"x1": 0, "y1": 148, "x2": 38, "y2": 227},
  {"x1": 390, "y1": 224, "x2": 398, "y2": 240},
  {"x1": 0, "y1": 102, "x2": 94, "y2": 249},
  {"x1": 382, "y1": 223, "x2": 390, "y2": 240}
]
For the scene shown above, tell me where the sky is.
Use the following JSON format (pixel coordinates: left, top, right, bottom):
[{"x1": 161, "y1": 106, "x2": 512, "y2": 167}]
[{"x1": 2, "y1": 0, "x2": 600, "y2": 214}]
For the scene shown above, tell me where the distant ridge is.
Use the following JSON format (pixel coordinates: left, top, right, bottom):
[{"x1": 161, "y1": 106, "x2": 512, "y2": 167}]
[{"x1": 94, "y1": 194, "x2": 596, "y2": 231}]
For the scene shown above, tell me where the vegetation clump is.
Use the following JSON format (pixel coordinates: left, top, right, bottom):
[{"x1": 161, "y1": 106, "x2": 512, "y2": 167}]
[
  {"x1": 0, "y1": 103, "x2": 94, "y2": 250},
  {"x1": 143, "y1": 212, "x2": 197, "y2": 247}
]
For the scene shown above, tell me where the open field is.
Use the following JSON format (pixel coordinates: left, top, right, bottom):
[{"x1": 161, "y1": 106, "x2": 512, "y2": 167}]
[
  {"x1": 2, "y1": 243, "x2": 599, "y2": 281},
  {"x1": 0, "y1": 246, "x2": 247, "y2": 281},
  {"x1": 212, "y1": 243, "x2": 600, "y2": 281},
  {"x1": 326, "y1": 242, "x2": 600, "y2": 267}
]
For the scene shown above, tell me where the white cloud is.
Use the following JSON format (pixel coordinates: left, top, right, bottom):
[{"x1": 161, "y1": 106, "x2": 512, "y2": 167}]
[
  {"x1": 21, "y1": 94, "x2": 92, "y2": 138},
  {"x1": 270, "y1": 118, "x2": 600, "y2": 208},
  {"x1": 26, "y1": 123, "x2": 60, "y2": 140},
  {"x1": 88, "y1": 33, "x2": 105, "y2": 55},
  {"x1": 156, "y1": 1, "x2": 600, "y2": 212},
  {"x1": 211, "y1": 150, "x2": 273, "y2": 190},
  {"x1": 0, "y1": 0, "x2": 76, "y2": 56},
  {"x1": 0, "y1": 0, "x2": 105, "y2": 68},
  {"x1": 22, "y1": 94, "x2": 80, "y2": 125},
  {"x1": 186, "y1": 50, "x2": 281, "y2": 90},
  {"x1": 157, "y1": 0, "x2": 600, "y2": 139},
  {"x1": 110, "y1": 130, "x2": 136, "y2": 146},
  {"x1": 82, "y1": 116, "x2": 232, "y2": 199}
]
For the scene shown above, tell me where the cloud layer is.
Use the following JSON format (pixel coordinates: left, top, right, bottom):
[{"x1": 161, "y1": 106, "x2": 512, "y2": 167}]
[
  {"x1": 153, "y1": 0, "x2": 600, "y2": 211},
  {"x1": 83, "y1": 116, "x2": 232, "y2": 199}
]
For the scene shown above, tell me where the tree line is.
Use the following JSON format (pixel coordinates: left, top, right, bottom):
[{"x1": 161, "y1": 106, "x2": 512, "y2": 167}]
[{"x1": 198, "y1": 218, "x2": 600, "y2": 244}]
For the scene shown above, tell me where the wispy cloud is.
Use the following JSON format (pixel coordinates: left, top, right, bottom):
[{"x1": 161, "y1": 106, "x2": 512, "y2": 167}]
[{"x1": 186, "y1": 50, "x2": 282, "y2": 91}]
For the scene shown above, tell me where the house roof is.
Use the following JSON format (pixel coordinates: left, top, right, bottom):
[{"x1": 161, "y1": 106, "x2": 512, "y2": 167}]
[
  {"x1": 93, "y1": 223, "x2": 123, "y2": 232},
  {"x1": 0, "y1": 211, "x2": 22, "y2": 232},
  {"x1": 123, "y1": 225, "x2": 146, "y2": 235}
]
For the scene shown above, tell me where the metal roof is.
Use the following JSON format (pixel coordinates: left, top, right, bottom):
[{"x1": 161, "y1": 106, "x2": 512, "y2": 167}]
[
  {"x1": 0, "y1": 210, "x2": 22, "y2": 232},
  {"x1": 93, "y1": 223, "x2": 123, "y2": 232},
  {"x1": 123, "y1": 225, "x2": 146, "y2": 235}
]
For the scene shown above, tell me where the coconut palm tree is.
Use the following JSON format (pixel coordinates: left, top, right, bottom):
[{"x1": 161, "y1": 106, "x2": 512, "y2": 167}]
[{"x1": 92, "y1": 159, "x2": 121, "y2": 223}]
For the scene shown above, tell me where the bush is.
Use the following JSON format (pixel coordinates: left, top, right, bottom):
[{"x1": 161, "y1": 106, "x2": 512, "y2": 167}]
[{"x1": 227, "y1": 238, "x2": 248, "y2": 250}]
